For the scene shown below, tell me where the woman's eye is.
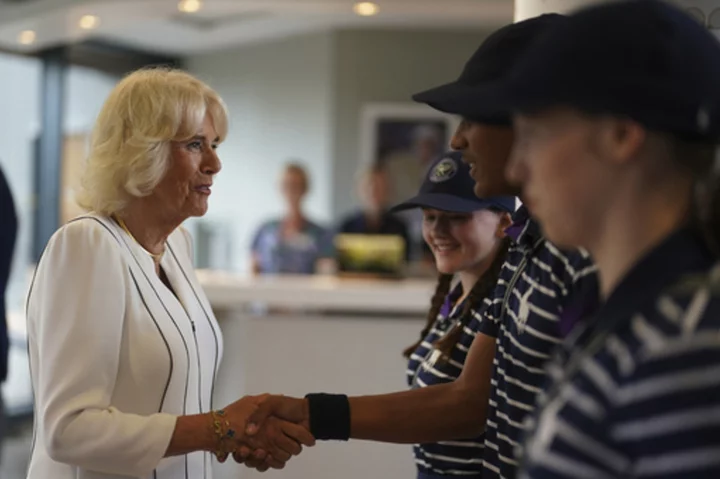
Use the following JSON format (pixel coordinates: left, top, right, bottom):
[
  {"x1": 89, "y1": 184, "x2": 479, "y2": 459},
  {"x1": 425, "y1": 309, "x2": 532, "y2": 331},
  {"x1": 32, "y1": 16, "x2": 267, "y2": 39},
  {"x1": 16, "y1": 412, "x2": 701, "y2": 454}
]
[{"x1": 187, "y1": 141, "x2": 203, "y2": 151}]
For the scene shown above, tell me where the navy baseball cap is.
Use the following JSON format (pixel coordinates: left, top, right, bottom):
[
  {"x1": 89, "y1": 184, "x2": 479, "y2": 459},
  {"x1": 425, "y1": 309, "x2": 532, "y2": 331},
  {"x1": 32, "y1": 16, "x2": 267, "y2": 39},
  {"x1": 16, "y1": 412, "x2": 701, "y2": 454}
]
[
  {"x1": 499, "y1": 0, "x2": 720, "y2": 142},
  {"x1": 411, "y1": 14, "x2": 566, "y2": 124},
  {"x1": 390, "y1": 151, "x2": 516, "y2": 214}
]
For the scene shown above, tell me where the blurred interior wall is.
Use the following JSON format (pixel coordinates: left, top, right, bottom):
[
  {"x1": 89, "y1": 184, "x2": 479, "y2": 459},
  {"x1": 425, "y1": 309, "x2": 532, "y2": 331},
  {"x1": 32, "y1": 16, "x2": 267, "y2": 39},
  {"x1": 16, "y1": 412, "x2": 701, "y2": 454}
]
[{"x1": 188, "y1": 28, "x2": 489, "y2": 273}]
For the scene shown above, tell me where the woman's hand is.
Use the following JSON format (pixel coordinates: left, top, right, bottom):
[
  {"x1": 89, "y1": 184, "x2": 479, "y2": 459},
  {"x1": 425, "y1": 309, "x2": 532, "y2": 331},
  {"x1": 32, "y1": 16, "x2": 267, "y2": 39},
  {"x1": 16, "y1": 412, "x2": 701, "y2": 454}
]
[{"x1": 219, "y1": 395, "x2": 315, "y2": 468}]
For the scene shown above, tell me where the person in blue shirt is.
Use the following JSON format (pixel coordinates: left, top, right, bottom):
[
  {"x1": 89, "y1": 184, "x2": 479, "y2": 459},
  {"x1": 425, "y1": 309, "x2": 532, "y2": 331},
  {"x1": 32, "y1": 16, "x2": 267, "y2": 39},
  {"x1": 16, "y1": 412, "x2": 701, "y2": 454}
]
[
  {"x1": 492, "y1": 1, "x2": 720, "y2": 477},
  {"x1": 251, "y1": 162, "x2": 334, "y2": 275},
  {"x1": 395, "y1": 151, "x2": 514, "y2": 478},
  {"x1": 337, "y1": 163, "x2": 412, "y2": 260},
  {"x1": 0, "y1": 165, "x2": 17, "y2": 458}
]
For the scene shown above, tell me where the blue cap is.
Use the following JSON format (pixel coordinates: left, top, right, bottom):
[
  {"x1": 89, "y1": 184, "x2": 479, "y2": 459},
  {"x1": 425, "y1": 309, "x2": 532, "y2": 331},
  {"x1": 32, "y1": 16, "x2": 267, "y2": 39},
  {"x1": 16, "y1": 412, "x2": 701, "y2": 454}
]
[
  {"x1": 499, "y1": 0, "x2": 720, "y2": 142},
  {"x1": 389, "y1": 151, "x2": 516, "y2": 214},
  {"x1": 412, "y1": 14, "x2": 565, "y2": 125}
]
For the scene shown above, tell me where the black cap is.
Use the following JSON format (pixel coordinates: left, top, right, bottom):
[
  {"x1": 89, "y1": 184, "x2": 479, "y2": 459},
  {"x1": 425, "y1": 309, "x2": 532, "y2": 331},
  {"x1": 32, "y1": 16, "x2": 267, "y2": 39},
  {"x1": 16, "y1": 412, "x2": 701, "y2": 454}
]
[
  {"x1": 500, "y1": 0, "x2": 720, "y2": 142},
  {"x1": 411, "y1": 14, "x2": 566, "y2": 124},
  {"x1": 390, "y1": 151, "x2": 516, "y2": 214}
]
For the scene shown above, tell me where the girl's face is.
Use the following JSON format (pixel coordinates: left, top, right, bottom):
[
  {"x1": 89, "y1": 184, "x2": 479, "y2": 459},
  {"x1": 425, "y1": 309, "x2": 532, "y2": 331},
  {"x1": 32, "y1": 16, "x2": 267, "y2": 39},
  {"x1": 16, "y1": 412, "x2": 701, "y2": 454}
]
[{"x1": 422, "y1": 208, "x2": 509, "y2": 274}]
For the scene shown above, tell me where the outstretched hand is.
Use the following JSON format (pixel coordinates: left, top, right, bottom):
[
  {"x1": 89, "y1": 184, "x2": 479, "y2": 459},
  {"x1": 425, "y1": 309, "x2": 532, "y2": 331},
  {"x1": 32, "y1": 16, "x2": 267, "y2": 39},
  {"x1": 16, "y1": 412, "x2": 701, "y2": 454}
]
[
  {"x1": 246, "y1": 394, "x2": 310, "y2": 435},
  {"x1": 228, "y1": 394, "x2": 314, "y2": 471}
]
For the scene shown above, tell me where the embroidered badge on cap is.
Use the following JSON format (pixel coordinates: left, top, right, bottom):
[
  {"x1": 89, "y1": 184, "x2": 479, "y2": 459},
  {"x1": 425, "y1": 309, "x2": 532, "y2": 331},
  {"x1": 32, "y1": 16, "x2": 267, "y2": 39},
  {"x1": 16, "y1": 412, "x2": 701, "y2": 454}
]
[{"x1": 429, "y1": 157, "x2": 458, "y2": 183}]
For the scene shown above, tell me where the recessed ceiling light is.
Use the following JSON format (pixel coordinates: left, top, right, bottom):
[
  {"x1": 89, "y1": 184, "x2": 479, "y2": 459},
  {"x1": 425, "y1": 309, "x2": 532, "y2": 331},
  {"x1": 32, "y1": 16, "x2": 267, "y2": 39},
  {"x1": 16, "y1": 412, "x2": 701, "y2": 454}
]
[
  {"x1": 17, "y1": 30, "x2": 36, "y2": 45},
  {"x1": 353, "y1": 2, "x2": 379, "y2": 17},
  {"x1": 79, "y1": 15, "x2": 100, "y2": 30},
  {"x1": 178, "y1": 0, "x2": 202, "y2": 14}
]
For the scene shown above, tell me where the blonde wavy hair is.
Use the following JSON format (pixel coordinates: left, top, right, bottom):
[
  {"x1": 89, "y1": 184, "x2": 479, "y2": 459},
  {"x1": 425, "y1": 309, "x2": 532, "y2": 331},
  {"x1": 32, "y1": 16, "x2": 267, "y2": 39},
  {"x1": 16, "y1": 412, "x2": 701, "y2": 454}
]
[{"x1": 76, "y1": 67, "x2": 229, "y2": 215}]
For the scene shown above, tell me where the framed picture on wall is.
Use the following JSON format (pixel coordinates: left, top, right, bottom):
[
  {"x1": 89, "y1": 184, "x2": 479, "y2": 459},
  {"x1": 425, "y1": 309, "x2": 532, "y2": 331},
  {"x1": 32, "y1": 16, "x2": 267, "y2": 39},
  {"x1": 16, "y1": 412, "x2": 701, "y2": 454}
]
[
  {"x1": 359, "y1": 102, "x2": 458, "y2": 207},
  {"x1": 359, "y1": 102, "x2": 458, "y2": 261}
]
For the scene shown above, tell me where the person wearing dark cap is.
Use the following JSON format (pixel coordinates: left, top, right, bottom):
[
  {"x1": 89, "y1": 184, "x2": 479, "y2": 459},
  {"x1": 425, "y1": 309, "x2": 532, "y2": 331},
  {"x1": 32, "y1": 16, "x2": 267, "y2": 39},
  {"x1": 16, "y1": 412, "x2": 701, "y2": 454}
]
[
  {"x1": 494, "y1": 1, "x2": 720, "y2": 477},
  {"x1": 412, "y1": 12, "x2": 600, "y2": 479},
  {"x1": 235, "y1": 14, "x2": 597, "y2": 479},
  {"x1": 396, "y1": 151, "x2": 514, "y2": 478}
]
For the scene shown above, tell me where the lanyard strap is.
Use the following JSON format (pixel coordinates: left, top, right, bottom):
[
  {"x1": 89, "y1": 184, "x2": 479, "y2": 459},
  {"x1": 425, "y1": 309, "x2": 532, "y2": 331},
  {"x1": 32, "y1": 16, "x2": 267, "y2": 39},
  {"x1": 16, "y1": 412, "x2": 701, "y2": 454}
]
[{"x1": 499, "y1": 237, "x2": 545, "y2": 323}]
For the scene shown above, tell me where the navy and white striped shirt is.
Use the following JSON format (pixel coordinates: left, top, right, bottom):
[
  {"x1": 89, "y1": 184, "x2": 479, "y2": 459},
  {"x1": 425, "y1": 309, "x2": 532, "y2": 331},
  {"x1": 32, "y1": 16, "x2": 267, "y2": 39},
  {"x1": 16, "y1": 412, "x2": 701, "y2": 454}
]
[
  {"x1": 520, "y1": 228, "x2": 720, "y2": 479},
  {"x1": 407, "y1": 285, "x2": 485, "y2": 477},
  {"x1": 473, "y1": 207, "x2": 599, "y2": 478}
]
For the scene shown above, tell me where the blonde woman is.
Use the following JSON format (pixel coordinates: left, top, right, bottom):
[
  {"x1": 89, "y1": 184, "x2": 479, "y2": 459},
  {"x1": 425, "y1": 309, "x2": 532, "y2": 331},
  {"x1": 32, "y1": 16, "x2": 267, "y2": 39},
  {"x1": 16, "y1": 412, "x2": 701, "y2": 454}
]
[{"x1": 25, "y1": 68, "x2": 313, "y2": 479}]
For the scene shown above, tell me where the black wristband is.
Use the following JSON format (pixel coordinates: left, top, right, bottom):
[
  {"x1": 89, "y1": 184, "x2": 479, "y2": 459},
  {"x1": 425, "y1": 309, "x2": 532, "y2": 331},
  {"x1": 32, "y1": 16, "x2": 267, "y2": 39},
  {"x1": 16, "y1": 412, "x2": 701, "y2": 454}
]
[{"x1": 305, "y1": 393, "x2": 351, "y2": 441}]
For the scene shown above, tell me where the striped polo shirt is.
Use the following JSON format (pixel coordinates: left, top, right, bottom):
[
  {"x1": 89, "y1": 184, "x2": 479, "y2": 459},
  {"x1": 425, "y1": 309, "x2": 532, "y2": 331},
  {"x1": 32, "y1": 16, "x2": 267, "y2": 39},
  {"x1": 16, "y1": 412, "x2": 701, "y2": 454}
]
[
  {"x1": 473, "y1": 206, "x2": 599, "y2": 478},
  {"x1": 407, "y1": 285, "x2": 485, "y2": 477},
  {"x1": 519, "y1": 228, "x2": 720, "y2": 479}
]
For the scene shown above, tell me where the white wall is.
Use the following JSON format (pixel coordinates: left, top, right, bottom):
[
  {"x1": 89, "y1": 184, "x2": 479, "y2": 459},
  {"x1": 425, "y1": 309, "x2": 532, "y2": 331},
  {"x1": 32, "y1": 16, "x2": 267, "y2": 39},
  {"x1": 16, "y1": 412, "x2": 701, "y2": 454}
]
[
  {"x1": 187, "y1": 33, "x2": 335, "y2": 273},
  {"x1": 186, "y1": 29, "x2": 491, "y2": 273}
]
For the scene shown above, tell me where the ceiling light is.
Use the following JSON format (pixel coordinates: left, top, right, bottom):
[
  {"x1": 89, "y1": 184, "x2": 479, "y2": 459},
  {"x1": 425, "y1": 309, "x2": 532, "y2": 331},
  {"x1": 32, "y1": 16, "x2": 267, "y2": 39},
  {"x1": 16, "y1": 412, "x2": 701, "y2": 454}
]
[
  {"x1": 353, "y1": 2, "x2": 379, "y2": 17},
  {"x1": 178, "y1": 0, "x2": 202, "y2": 13},
  {"x1": 79, "y1": 15, "x2": 100, "y2": 30},
  {"x1": 17, "y1": 30, "x2": 36, "y2": 45}
]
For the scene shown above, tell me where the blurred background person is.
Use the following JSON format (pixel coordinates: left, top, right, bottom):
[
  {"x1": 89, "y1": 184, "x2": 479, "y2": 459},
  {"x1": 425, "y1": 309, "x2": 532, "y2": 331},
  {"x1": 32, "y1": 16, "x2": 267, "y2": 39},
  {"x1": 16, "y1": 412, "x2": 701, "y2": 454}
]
[
  {"x1": 337, "y1": 164, "x2": 410, "y2": 260},
  {"x1": 251, "y1": 162, "x2": 334, "y2": 275},
  {"x1": 0, "y1": 164, "x2": 17, "y2": 463}
]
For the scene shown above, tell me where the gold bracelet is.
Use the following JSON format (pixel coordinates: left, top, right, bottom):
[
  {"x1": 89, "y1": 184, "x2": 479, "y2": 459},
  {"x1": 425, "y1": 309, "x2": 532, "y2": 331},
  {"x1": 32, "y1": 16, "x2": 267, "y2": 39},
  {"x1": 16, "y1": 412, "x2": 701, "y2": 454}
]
[{"x1": 210, "y1": 409, "x2": 236, "y2": 462}]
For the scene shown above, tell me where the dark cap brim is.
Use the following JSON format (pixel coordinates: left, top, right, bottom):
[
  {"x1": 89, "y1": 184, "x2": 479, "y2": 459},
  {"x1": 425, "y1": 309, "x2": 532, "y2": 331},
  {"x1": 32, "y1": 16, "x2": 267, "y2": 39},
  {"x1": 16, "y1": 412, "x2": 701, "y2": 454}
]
[
  {"x1": 390, "y1": 193, "x2": 513, "y2": 214},
  {"x1": 412, "y1": 80, "x2": 511, "y2": 124}
]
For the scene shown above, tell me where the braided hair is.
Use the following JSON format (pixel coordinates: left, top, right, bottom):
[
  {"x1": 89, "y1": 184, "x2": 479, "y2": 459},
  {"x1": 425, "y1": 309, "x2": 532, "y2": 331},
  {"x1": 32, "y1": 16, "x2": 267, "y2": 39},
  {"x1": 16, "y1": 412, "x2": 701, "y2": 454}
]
[
  {"x1": 403, "y1": 237, "x2": 511, "y2": 361},
  {"x1": 403, "y1": 273, "x2": 453, "y2": 359}
]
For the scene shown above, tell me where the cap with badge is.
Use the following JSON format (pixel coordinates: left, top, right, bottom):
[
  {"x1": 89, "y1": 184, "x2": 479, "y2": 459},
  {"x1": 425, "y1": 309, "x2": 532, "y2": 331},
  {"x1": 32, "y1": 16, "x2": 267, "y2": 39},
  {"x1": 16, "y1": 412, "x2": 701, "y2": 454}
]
[
  {"x1": 498, "y1": 0, "x2": 720, "y2": 142},
  {"x1": 411, "y1": 13, "x2": 566, "y2": 124},
  {"x1": 390, "y1": 151, "x2": 516, "y2": 214}
]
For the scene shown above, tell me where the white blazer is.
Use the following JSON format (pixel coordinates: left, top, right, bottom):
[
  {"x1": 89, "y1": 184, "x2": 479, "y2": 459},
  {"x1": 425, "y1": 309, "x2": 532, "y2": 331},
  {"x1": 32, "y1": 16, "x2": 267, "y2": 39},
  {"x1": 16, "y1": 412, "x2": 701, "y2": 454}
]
[{"x1": 25, "y1": 214, "x2": 224, "y2": 479}]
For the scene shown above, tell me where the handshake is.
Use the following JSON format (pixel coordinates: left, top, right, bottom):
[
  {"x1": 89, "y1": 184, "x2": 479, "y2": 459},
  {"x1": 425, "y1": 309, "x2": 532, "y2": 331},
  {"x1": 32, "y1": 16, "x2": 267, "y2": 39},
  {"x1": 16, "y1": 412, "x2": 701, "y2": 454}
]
[{"x1": 215, "y1": 394, "x2": 314, "y2": 471}]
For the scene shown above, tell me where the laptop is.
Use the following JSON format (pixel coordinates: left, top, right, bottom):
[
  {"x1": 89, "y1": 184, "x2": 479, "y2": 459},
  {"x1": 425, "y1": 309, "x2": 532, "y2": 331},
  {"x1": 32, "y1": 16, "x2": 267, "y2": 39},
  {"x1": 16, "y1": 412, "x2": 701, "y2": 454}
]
[{"x1": 334, "y1": 233, "x2": 406, "y2": 278}]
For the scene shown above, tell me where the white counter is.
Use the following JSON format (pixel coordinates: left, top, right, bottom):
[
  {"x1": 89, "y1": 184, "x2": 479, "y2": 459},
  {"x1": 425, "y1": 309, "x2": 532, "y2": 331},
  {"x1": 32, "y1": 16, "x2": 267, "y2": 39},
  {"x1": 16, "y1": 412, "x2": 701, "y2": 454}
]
[
  {"x1": 199, "y1": 272, "x2": 435, "y2": 479},
  {"x1": 196, "y1": 270, "x2": 435, "y2": 314}
]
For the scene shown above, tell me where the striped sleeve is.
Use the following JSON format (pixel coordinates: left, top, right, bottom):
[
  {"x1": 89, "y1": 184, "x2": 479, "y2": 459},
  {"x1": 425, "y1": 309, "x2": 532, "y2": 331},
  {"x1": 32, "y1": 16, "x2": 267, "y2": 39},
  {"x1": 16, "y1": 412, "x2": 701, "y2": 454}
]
[
  {"x1": 610, "y1": 333, "x2": 720, "y2": 478},
  {"x1": 522, "y1": 331, "x2": 720, "y2": 479}
]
